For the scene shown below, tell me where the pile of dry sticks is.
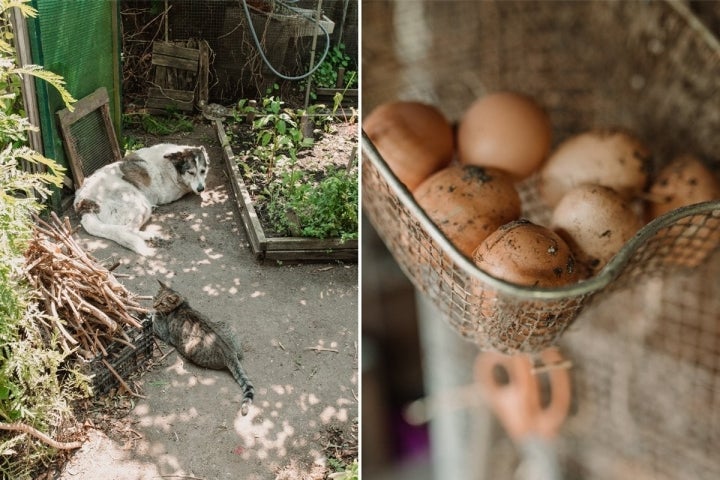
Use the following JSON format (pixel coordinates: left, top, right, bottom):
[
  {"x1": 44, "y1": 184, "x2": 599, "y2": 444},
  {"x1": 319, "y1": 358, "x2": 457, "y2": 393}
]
[
  {"x1": 0, "y1": 213, "x2": 153, "y2": 452},
  {"x1": 24, "y1": 212, "x2": 151, "y2": 361}
]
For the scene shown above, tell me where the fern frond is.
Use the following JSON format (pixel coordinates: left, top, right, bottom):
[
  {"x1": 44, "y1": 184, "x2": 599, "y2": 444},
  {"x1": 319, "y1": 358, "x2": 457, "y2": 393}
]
[
  {"x1": 0, "y1": 39, "x2": 14, "y2": 55},
  {"x1": 12, "y1": 65, "x2": 76, "y2": 110},
  {"x1": 0, "y1": 0, "x2": 38, "y2": 19}
]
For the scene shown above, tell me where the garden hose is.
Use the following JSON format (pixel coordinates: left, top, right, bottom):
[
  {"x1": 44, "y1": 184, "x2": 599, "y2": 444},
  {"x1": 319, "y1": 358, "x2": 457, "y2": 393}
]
[{"x1": 239, "y1": 0, "x2": 331, "y2": 81}]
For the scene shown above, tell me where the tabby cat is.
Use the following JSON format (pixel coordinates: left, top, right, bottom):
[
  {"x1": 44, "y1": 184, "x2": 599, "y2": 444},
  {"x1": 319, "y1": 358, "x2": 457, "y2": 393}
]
[{"x1": 152, "y1": 281, "x2": 255, "y2": 415}]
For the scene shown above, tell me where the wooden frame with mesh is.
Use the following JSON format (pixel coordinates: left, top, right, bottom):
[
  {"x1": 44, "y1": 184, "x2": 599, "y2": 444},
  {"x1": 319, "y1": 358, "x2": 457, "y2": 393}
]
[{"x1": 57, "y1": 86, "x2": 122, "y2": 189}]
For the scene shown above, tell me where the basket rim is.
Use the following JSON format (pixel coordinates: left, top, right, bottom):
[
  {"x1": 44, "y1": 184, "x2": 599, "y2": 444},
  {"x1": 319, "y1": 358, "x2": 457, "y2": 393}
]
[{"x1": 361, "y1": 130, "x2": 720, "y2": 300}]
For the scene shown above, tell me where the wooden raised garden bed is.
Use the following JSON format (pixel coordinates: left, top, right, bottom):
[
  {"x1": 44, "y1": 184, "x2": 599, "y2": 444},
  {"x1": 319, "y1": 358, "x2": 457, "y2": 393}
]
[{"x1": 215, "y1": 119, "x2": 358, "y2": 262}]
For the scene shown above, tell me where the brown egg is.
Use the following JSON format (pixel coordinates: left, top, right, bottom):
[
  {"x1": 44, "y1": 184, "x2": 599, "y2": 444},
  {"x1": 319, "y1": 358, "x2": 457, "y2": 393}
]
[
  {"x1": 646, "y1": 154, "x2": 720, "y2": 268},
  {"x1": 470, "y1": 220, "x2": 581, "y2": 352},
  {"x1": 363, "y1": 101, "x2": 455, "y2": 191},
  {"x1": 472, "y1": 219, "x2": 580, "y2": 287},
  {"x1": 414, "y1": 165, "x2": 521, "y2": 257},
  {"x1": 551, "y1": 184, "x2": 643, "y2": 275},
  {"x1": 457, "y1": 91, "x2": 552, "y2": 180},
  {"x1": 647, "y1": 154, "x2": 720, "y2": 220},
  {"x1": 538, "y1": 128, "x2": 651, "y2": 208}
]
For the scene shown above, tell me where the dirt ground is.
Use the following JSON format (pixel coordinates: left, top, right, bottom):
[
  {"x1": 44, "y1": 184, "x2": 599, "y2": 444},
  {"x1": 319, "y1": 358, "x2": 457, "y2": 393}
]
[{"x1": 53, "y1": 123, "x2": 359, "y2": 480}]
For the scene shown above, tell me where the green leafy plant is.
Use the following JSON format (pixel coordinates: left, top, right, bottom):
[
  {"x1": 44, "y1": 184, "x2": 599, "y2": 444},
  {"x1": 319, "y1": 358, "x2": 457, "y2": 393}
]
[
  {"x1": 311, "y1": 43, "x2": 357, "y2": 90},
  {"x1": 229, "y1": 89, "x2": 357, "y2": 241},
  {"x1": 328, "y1": 458, "x2": 359, "y2": 480},
  {"x1": 330, "y1": 70, "x2": 357, "y2": 116},
  {"x1": 251, "y1": 95, "x2": 314, "y2": 182},
  {"x1": 121, "y1": 134, "x2": 145, "y2": 152},
  {"x1": 0, "y1": 1, "x2": 91, "y2": 477},
  {"x1": 266, "y1": 165, "x2": 358, "y2": 241}
]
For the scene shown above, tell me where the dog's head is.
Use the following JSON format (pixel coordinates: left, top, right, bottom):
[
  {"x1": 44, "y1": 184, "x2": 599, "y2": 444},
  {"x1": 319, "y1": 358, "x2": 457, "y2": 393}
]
[{"x1": 165, "y1": 146, "x2": 210, "y2": 194}]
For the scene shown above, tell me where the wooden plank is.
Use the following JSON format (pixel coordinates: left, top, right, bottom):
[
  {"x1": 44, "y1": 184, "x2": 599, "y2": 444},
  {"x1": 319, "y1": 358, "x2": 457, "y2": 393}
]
[
  {"x1": 152, "y1": 42, "x2": 200, "y2": 61},
  {"x1": 146, "y1": 98, "x2": 194, "y2": 112},
  {"x1": 215, "y1": 119, "x2": 267, "y2": 258},
  {"x1": 11, "y1": 7, "x2": 42, "y2": 154},
  {"x1": 57, "y1": 87, "x2": 111, "y2": 125},
  {"x1": 151, "y1": 54, "x2": 199, "y2": 72},
  {"x1": 197, "y1": 40, "x2": 210, "y2": 106},
  {"x1": 315, "y1": 88, "x2": 358, "y2": 98},
  {"x1": 147, "y1": 87, "x2": 195, "y2": 111},
  {"x1": 264, "y1": 249, "x2": 358, "y2": 262},
  {"x1": 152, "y1": 42, "x2": 200, "y2": 72},
  {"x1": 265, "y1": 237, "x2": 358, "y2": 251},
  {"x1": 147, "y1": 87, "x2": 194, "y2": 101},
  {"x1": 100, "y1": 102, "x2": 123, "y2": 169}
]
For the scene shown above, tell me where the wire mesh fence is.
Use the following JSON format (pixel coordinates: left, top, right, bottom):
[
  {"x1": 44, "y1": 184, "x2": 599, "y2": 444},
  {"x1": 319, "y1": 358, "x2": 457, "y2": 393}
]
[{"x1": 120, "y1": 0, "x2": 358, "y2": 107}]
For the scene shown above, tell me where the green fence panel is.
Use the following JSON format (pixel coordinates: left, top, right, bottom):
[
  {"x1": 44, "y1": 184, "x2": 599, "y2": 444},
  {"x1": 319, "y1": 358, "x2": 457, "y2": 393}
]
[{"x1": 27, "y1": 0, "x2": 121, "y2": 206}]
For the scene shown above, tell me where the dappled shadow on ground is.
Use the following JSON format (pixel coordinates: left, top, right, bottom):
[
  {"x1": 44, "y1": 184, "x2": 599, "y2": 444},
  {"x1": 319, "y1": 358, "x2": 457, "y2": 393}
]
[{"x1": 57, "y1": 126, "x2": 358, "y2": 480}]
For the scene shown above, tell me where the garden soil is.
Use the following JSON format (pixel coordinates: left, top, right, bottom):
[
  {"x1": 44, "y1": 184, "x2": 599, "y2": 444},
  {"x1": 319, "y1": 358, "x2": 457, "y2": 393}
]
[{"x1": 53, "y1": 123, "x2": 358, "y2": 480}]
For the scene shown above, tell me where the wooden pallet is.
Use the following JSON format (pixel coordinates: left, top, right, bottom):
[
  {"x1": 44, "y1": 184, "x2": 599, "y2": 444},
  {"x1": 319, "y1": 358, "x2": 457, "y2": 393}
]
[{"x1": 147, "y1": 40, "x2": 209, "y2": 114}]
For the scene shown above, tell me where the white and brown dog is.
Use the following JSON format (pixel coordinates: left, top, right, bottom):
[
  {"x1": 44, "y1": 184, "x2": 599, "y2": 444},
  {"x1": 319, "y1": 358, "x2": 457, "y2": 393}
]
[{"x1": 73, "y1": 143, "x2": 209, "y2": 256}]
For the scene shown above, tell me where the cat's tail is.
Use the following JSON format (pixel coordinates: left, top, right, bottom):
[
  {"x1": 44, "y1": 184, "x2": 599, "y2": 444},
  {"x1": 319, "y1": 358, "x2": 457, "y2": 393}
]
[{"x1": 229, "y1": 356, "x2": 255, "y2": 415}]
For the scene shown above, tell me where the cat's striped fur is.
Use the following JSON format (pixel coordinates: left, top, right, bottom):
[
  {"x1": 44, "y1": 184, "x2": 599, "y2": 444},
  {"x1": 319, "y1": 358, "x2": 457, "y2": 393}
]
[{"x1": 152, "y1": 281, "x2": 254, "y2": 415}]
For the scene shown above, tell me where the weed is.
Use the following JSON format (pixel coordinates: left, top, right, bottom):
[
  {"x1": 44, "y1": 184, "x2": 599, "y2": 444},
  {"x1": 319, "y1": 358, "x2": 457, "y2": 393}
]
[
  {"x1": 267, "y1": 165, "x2": 358, "y2": 241},
  {"x1": 327, "y1": 459, "x2": 359, "y2": 480},
  {"x1": 122, "y1": 135, "x2": 145, "y2": 152},
  {"x1": 308, "y1": 43, "x2": 358, "y2": 100},
  {"x1": 122, "y1": 111, "x2": 194, "y2": 136},
  {"x1": 251, "y1": 95, "x2": 314, "y2": 182}
]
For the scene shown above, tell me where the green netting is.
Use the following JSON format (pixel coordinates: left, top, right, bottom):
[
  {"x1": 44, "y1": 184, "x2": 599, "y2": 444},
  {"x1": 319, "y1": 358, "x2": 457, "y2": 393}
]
[{"x1": 27, "y1": 0, "x2": 121, "y2": 201}]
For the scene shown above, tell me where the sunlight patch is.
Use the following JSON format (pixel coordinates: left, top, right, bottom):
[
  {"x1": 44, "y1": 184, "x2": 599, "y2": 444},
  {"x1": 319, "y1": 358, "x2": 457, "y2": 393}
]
[{"x1": 201, "y1": 187, "x2": 228, "y2": 206}]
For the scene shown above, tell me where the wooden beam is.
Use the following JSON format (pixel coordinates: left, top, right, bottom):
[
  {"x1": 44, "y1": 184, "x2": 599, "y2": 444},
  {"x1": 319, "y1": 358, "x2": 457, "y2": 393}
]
[{"x1": 10, "y1": 7, "x2": 43, "y2": 155}]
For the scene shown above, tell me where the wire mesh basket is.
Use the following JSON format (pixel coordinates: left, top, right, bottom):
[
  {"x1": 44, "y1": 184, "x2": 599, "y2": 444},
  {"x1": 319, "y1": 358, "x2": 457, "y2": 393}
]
[
  {"x1": 82, "y1": 314, "x2": 154, "y2": 397},
  {"x1": 361, "y1": 0, "x2": 720, "y2": 355}
]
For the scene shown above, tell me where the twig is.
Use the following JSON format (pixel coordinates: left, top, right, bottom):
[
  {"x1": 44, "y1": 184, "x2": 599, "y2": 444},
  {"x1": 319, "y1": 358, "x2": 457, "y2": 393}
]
[
  {"x1": 158, "y1": 346, "x2": 177, "y2": 363},
  {"x1": 157, "y1": 475, "x2": 207, "y2": 480},
  {"x1": 101, "y1": 359, "x2": 147, "y2": 399},
  {"x1": 25, "y1": 214, "x2": 153, "y2": 391},
  {"x1": 305, "y1": 346, "x2": 339, "y2": 353},
  {"x1": 0, "y1": 421, "x2": 83, "y2": 450}
]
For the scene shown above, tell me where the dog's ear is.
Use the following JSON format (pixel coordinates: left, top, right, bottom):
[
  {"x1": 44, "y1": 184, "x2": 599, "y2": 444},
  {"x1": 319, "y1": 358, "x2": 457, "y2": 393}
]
[
  {"x1": 165, "y1": 149, "x2": 194, "y2": 174},
  {"x1": 196, "y1": 146, "x2": 209, "y2": 166}
]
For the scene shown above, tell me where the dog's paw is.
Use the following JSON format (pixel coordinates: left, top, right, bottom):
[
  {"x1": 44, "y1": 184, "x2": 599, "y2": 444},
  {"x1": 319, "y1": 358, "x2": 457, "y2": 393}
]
[
  {"x1": 135, "y1": 243, "x2": 157, "y2": 257},
  {"x1": 139, "y1": 224, "x2": 164, "y2": 241}
]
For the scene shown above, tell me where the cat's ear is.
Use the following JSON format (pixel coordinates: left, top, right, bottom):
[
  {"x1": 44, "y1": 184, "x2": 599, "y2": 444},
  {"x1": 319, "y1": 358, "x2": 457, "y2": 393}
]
[{"x1": 158, "y1": 279, "x2": 168, "y2": 289}]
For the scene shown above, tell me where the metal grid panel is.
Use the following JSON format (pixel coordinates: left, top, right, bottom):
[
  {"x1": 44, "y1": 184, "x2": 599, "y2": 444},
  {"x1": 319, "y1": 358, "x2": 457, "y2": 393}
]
[{"x1": 66, "y1": 111, "x2": 118, "y2": 181}]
